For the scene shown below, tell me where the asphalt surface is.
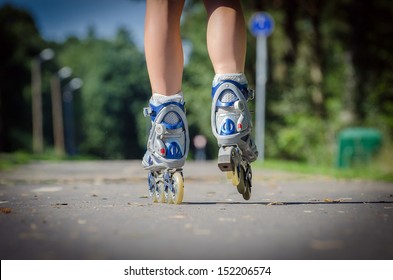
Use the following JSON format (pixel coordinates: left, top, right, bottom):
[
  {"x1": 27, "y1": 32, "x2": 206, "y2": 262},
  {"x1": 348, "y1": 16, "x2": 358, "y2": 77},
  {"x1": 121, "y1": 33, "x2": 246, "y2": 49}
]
[{"x1": 0, "y1": 160, "x2": 393, "y2": 260}]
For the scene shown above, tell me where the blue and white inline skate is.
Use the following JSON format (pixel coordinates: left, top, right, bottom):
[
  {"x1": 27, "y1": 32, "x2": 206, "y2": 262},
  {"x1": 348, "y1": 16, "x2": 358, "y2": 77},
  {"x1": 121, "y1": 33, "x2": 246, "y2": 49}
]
[
  {"x1": 142, "y1": 92, "x2": 189, "y2": 204},
  {"x1": 211, "y1": 74, "x2": 258, "y2": 200}
]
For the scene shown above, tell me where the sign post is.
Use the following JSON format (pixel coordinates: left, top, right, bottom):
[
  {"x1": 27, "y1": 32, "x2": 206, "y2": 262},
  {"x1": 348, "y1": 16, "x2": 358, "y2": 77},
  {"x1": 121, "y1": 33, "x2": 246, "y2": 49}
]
[{"x1": 249, "y1": 12, "x2": 274, "y2": 161}]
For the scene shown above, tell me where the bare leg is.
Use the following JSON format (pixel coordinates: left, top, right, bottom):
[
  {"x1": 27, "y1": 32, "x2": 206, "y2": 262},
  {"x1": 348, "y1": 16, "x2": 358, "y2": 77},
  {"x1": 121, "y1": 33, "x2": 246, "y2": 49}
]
[
  {"x1": 203, "y1": 0, "x2": 247, "y2": 74},
  {"x1": 205, "y1": 0, "x2": 258, "y2": 198},
  {"x1": 142, "y1": 0, "x2": 189, "y2": 179},
  {"x1": 144, "y1": 0, "x2": 185, "y2": 95}
]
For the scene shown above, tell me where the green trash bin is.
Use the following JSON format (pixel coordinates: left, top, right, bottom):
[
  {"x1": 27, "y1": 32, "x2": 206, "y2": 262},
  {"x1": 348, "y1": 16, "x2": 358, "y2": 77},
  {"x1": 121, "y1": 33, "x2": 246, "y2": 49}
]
[{"x1": 336, "y1": 128, "x2": 382, "y2": 168}]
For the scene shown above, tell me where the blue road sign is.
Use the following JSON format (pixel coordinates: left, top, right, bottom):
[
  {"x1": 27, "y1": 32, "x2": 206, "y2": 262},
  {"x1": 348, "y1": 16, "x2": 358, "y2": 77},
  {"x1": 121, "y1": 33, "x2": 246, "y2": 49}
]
[{"x1": 249, "y1": 12, "x2": 274, "y2": 37}]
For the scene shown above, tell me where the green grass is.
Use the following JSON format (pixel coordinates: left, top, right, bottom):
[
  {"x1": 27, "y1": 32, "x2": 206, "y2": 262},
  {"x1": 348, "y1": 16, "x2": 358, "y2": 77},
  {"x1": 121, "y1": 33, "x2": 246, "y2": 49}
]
[
  {"x1": 0, "y1": 151, "x2": 31, "y2": 170},
  {"x1": 253, "y1": 143, "x2": 393, "y2": 182},
  {"x1": 254, "y1": 158, "x2": 393, "y2": 182},
  {"x1": 0, "y1": 151, "x2": 97, "y2": 171}
]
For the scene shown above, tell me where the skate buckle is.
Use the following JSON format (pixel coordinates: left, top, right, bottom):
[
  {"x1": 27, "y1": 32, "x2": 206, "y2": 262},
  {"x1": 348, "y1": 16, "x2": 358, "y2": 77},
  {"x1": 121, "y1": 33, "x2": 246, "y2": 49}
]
[
  {"x1": 247, "y1": 88, "x2": 255, "y2": 100},
  {"x1": 143, "y1": 107, "x2": 152, "y2": 117}
]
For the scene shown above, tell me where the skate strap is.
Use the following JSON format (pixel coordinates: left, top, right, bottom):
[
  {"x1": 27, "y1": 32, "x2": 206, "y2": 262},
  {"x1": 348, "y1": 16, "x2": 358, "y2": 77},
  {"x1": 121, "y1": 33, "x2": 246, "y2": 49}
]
[
  {"x1": 143, "y1": 107, "x2": 152, "y2": 117},
  {"x1": 212, "y1": 80, "x2": 254, "y2": 101},
  {"x1": 144, "y1": 101, "x2": 186, "y2": 130},
  {"x1": 144, "y1": 101, "x2": 185, "y2": 118}
]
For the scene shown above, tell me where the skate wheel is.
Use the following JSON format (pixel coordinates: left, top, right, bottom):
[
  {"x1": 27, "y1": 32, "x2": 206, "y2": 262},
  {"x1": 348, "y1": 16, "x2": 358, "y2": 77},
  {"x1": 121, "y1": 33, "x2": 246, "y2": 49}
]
[
  {"x1": 242, "y1": 178, "x2": 251, "y2": 200},
  {"x1": 232, "y1": 164, "x2": 240, "y2": 187},
  {"x1": 236, "y1": 166, "x2": 246, "y2": 195},
  {"x1": 169, "y1": 172, "x2": 184, "y2": 205},
  {"x1": 166, "y1": 186, "x2": 174, "y2": 204},
  {"x1": 148, "y1": 172, "x2": 158, "y2": 203},
  {"x1": 242, "y1": 166, "x2": 252, "y2": 200},
  {"x1": 226, "y1": 171, "x2": 233, "y2": 179},
  {"x1": 163, "y1": 172, "x2": 172, "y2": 204},
  {"x1": 156, "y1": 181, "x2": 166, "y2": 203}
]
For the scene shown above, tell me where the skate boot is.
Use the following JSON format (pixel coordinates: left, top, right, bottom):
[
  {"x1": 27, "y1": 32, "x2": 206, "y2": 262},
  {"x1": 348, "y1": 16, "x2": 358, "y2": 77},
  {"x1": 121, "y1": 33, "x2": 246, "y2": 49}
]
[
  {"x1": 211, "y1": 74, "x2": 258, "y2": 200},
  {"x1": 142, "y1": 92, "x2": 189, "y2": 204}
]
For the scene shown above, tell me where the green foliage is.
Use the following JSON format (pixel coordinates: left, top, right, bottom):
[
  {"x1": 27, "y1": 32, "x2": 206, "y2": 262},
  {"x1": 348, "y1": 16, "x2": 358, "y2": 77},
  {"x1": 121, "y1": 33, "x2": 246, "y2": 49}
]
[
  {"x1": 244, "y1": 0, "x2": 393, "y2": 165},
  {"x1": 0, "y1": 151, "x2": 30, "y2": 170},
  {"x1": 57, "y1": 28, "x2": 150, "y2": 159}
]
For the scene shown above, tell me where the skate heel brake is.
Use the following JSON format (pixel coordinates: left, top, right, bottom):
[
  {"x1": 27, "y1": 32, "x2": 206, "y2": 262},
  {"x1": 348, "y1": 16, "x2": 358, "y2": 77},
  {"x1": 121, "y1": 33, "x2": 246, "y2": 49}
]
[{"x1": 217, "y1": 146, "x2": 237, "y2": 172}]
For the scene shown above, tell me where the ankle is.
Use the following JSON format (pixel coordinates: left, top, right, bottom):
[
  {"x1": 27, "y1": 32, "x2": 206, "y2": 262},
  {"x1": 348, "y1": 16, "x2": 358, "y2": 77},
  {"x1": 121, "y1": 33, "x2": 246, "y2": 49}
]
[
  {"x1": 212, "y1": 73, "x2": 248, "y2": 87},
  {"x1": 150, "y1": 92, "x2": 184, "y2": 105}
]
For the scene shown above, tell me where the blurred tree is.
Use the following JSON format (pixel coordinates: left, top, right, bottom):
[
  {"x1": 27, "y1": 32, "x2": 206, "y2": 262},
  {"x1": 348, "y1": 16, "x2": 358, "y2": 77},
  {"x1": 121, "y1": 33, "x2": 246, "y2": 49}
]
[
  {"x1": 0, "y1": 4, "x2": 45, "y2": 152},
  {"x1": 243, "y1": 0, "x2": 393, "y2": 163},
  {"x1": 57, "y1": 28, "x2": 150, "y2": 159},
  {"x1": 344, "y1": 0, "x2": 393, "y2": 133}
]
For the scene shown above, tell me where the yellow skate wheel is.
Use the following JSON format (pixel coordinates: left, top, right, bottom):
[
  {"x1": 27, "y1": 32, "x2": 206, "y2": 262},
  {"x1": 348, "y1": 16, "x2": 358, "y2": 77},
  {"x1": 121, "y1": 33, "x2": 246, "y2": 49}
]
[
  {"x1": 236, "y1": 166, "x2": 246, "y2": 195},
  {"x1": 148, "y1": 172, "x2": 158, "y2": 203},
  {"x1": 156, "y1": 181, "x2": 166, "y2": 203},
  {"x1": 242, "y1": 183, "x2": 251, "y2": 200},
  {"x1": 170, "y1": 172, "x2": 184, "y2": 205},
  {"x1": 231, "y1": 165, "x2": 240, "y2": 186},
  {"x1": 151, "y1": 190, "x2": 158, "y2": 203},
  {"x1": 226, "y1": 171, "x2": 233, "y2": 179},
  {"x1": 166, "y1": 189, "x2": 174, "y2": 204}
]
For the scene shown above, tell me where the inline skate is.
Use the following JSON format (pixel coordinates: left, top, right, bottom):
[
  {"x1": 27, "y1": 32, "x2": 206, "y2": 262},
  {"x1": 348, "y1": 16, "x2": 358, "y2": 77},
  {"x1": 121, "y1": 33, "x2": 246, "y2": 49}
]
[
  {"x1": 211, "y1": 74, "x2": 258, "y2": 200},
  {"x1": 142, "y1": 92, "x2": 189, "y2": 204}
]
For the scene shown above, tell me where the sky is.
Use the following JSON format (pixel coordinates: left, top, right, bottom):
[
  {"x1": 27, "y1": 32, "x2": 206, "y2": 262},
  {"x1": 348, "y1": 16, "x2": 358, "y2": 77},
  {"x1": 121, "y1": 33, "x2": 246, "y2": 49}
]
[{"x1": 0, "y1": 0, "x2": 146, "y2": 49}]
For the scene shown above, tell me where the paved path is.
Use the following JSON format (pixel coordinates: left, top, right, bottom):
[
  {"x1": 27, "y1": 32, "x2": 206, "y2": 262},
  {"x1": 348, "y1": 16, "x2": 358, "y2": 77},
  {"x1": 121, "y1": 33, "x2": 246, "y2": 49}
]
[{"x1": 1, "y1": 160, "x2": 393, "y2": 259}]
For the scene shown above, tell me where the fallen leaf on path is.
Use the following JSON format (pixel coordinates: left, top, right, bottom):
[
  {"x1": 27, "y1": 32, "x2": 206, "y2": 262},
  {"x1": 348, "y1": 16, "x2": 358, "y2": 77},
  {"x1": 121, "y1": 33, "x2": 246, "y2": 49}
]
[
  {"x1": 0, "y1": 207, "x2": 12, "y2": 214},
  {"x1": 32, "y1": 187, "x2": 62, "y2": 193},
  {"x1": 169, "y1": 215, "x2": 185, "y2": 219},
  {"x1": 311, "y1": 240, "x2": 344, "y2": 250},
  {"x1": 267, "y1": 202, "x2": 284, "y2": 206},
  {"x1": 324, "y1": 198, "x2": 345, "y2": 203},
  {"x1": 128, "y1": 202, "x2": 143, "y2": 206}
]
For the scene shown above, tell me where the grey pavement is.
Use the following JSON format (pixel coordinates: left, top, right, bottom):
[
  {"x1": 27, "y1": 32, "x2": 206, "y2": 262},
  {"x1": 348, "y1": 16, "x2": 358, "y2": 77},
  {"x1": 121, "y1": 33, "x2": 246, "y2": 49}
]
[{"x1": 0, "y1": 160, "x2": 393, "y2": 260}]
